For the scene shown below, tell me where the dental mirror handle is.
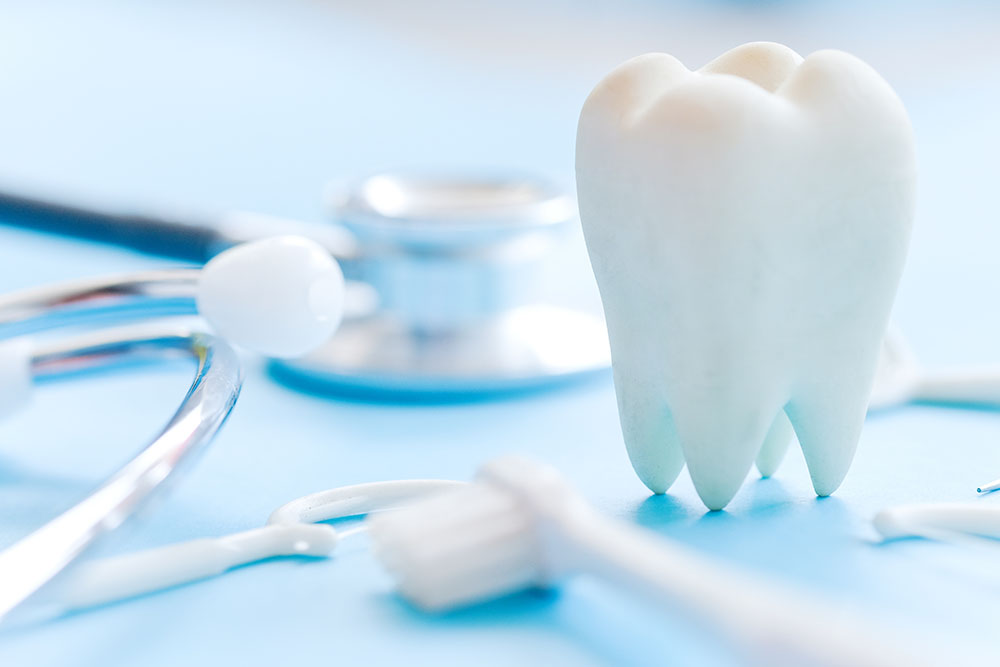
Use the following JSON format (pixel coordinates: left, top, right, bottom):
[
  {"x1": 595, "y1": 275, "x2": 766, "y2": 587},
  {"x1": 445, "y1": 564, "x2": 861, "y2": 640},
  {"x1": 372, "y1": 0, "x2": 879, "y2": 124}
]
[
  {"x1": 52, "y1": 524, "x2": 337, "y2": 610},
  {"x1": 911, "y1": 366, "x2": 1000, "y2": 407}
]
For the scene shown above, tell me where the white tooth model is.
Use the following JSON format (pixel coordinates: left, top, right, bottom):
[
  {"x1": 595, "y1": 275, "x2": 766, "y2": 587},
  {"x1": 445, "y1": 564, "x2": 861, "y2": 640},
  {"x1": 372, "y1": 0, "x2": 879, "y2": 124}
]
[{"x1": 576, "y1": 42, "x2": 916, "y2": 510}]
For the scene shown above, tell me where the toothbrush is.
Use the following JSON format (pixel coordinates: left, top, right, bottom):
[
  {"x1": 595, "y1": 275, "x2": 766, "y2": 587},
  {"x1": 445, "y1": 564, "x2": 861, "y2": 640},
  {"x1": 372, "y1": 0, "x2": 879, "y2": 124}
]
[{"x1": 368, "y1": 457, "x2": 920, "y2": 667}]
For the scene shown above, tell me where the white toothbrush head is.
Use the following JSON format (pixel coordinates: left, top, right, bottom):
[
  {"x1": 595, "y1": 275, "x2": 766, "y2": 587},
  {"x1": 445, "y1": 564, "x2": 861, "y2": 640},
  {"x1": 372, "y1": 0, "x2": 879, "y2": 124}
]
[
  {"x1": 367, "y1": 457, "x2": 578, "y2": 611},
  {"x1": 368, "y1": 483, "x2": 539, "y2": 611},
  {"x1": 196, "y1": 236, "x2": 345, "y2": 358}
]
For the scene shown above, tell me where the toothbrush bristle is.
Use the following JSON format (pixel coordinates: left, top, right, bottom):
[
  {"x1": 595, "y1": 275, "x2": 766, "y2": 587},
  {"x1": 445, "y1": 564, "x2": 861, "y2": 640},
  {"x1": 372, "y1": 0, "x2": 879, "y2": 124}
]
[{"x1": 368, "y1": 483, "x2": 542, "y2": 611}]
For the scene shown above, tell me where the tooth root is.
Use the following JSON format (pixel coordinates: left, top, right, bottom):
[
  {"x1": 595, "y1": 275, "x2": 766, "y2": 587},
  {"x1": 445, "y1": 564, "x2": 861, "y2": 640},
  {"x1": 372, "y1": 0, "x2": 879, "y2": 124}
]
[
  {"x1": 613, "y1": 368, "x2": 685, "y2": 495},
  {"x1": 755, "y1": 411, "x2": 794, "y2": 478},
  {"x1": 785, "y1": 381, "x2": 872, "y2": 497},
  {"x1": 671, "y1": 395, "x2": 777, "y2": 511}
]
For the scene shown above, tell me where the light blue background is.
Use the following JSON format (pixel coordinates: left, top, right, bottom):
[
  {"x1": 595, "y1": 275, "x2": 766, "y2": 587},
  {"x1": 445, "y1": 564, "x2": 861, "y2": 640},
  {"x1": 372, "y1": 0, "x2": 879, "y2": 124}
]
[{"x1": 1, "y1": 1, "x2": 999, "y2": 665}]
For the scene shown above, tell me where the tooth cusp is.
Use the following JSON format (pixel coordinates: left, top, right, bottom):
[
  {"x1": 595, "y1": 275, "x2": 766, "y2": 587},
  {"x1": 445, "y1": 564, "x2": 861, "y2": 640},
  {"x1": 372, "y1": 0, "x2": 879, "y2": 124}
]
[{"x1": 700, "y1": 41, "x2": 803, "y2": 93}]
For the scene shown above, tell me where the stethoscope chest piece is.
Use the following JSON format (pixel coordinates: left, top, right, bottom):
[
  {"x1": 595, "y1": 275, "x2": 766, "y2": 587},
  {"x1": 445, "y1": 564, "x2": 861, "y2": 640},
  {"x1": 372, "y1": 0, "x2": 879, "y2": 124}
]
[{"x1": 269, "y1": 173, "x2": 611, "y2": 397}]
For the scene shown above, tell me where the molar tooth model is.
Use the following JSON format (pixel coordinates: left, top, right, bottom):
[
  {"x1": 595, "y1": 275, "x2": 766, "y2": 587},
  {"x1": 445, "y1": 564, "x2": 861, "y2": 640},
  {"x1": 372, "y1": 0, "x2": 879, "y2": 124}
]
[{"x1": 576, "y1": 42, "x2": 916, "y2": 510}]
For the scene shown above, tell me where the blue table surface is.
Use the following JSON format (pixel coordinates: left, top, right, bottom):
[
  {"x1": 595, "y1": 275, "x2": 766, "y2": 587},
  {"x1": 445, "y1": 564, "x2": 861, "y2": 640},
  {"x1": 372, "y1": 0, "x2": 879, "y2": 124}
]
[{"x1": 1, "y1": 1, "x2": 999, "y2": 665}]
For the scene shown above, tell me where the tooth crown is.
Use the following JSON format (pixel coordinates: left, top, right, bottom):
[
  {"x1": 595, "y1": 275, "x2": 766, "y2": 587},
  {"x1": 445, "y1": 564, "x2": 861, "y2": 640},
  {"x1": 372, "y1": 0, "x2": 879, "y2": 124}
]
[{"x1": 577, "y1": 42, "x2": 915, "y2": 510}]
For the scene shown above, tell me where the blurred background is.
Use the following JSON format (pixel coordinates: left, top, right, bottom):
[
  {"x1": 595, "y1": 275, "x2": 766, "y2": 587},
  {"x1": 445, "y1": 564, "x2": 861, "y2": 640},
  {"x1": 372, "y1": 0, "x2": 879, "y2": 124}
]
[
  {"x1": 0, "y1": 0, "x2": 996, "y2": 357},
  {"x1": 1, "y1": 1, "x2": 999, "y2": 665}
]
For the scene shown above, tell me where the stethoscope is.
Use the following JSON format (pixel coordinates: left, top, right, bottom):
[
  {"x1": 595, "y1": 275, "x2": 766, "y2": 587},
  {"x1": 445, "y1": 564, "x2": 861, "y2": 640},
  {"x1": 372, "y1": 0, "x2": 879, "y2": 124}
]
[
  {"x1": 0, "y1": 172, "x2": 612, "y2": 398},
  {"x1": 0, "y1": 323, "x2": 240, "y2": 624}
]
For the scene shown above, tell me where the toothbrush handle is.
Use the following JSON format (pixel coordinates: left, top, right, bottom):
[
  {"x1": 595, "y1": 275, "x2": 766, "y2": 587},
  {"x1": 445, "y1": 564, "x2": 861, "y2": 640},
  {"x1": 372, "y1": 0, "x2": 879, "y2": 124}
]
[
  {"x1": 912, "y1": 366, "x2": 1000, "y2": 407},
  {"x1": 53, "y1": 524, "x2": 336, "y2": 610},
  {"x1": 565, "y1": 515, "x2": 914, "y2": 667}
]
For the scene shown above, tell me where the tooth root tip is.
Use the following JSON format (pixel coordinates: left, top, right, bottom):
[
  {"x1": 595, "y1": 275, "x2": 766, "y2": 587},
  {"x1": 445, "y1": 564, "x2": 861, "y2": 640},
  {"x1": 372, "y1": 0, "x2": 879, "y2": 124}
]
[
  {"x1": 630, "y1": 456, "x2": 684, "y2": 496},
  {"x1": 697, "y1": 493, "x2": 736, "y2": 512},
  {"x1": 755, "y1": 461, "x2": 780, "y2": 478},
  {"x1": 813, "y1": 484, "x2": 840, "y2": 498}
]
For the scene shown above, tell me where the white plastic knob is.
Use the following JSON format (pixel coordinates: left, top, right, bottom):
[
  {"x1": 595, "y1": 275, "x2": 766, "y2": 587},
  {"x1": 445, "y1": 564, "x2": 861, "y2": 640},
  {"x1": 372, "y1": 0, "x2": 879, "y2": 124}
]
[{"x1": 196, "y1": 236, "x2": 345, "y2": 358}]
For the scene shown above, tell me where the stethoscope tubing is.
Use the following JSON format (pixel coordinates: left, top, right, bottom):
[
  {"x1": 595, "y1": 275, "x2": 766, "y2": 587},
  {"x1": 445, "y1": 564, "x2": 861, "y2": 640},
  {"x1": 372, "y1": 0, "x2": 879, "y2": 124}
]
[
  {"x1": 0, "y1": 269, "x2": 201, "y2": 337},
  {"x1": 0, "y1": 188, "x2": 359, "y2": 270},
  {"x1": 0, "y1": 322, "x2": 242, "y2": 624}
]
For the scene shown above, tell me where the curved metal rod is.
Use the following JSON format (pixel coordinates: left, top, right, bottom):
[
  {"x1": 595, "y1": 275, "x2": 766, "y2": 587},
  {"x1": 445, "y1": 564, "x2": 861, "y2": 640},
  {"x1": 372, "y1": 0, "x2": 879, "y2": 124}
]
[{"x1": 0, "y1": 323, "x2": 242, "y2": 623}]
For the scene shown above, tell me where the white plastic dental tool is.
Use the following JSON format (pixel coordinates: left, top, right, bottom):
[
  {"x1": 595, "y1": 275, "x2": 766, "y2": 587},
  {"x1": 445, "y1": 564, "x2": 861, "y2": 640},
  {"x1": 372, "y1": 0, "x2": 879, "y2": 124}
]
[
  {"x1": 368, "y1": 457, "x2": 920, "y2": 667},
  {"x1": 47, "y1": 480, "x2": 464, "y2": 611},
  {"x1": 869, "y1": 327, "x2": 1000, "y2": 411},
  {"x1": 874, "y1": 503, "x2": 1000, "y2": 543},
  {"x1": 976, "y1": 478, "x2": 1000, "y2": 494},
  {"x1": 576, "y1": 41, "x2": 917, "y2": 509}
]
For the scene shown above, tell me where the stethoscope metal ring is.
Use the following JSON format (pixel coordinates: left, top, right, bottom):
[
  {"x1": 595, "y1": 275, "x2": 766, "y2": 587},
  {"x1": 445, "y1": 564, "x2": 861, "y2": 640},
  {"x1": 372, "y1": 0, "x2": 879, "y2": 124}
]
[{"x1": 271, "y1": 172, "x2": 611, "y2": 398}]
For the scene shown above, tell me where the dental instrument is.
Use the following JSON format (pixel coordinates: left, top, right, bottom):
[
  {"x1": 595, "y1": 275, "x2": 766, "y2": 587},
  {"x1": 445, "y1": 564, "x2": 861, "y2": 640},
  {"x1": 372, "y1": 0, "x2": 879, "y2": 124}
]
[
  {"x1": 267, "y1": 479, "x2": 467, "y2": 526},
  {"x1": 576, "y1": 42, "x2": 916, "y2": 509},
  {"x1": 869, "y1": 327, "x2": 1000, "y2": 411},
  {"x1": 48, "y1": 480, "x2": 464, "y2": 612},
  {"x1": 0, "y1": 236, "x2": 346, "y2": 622},
  {"x1": 0, "y1": 173, "x2": 612, "y2": 397},
  {"x1": 56, "y1": 525, "x2": 338, "y2": 611},
  {"x1": 874, "y1": 503, "x2": 1000, "y2": 542},
  {"x1": 976, "y1": 478, "x2": 1000, "y2": 494},
  {"x1": 368, "y1": 457, "x2": 919, "y2": 667}
]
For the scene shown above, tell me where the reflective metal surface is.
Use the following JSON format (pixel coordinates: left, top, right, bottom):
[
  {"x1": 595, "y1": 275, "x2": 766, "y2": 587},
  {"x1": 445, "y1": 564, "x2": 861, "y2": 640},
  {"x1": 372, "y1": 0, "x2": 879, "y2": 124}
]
[
  {"x1": 0, "y1": 316, "x2": 242, "y2": 623},
  {"x1": 273, "y1": 305, "x2": 610, "y2": 396},
  {"x1": 273, "y1": 173, "x2": 611, "y2": 396}
]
